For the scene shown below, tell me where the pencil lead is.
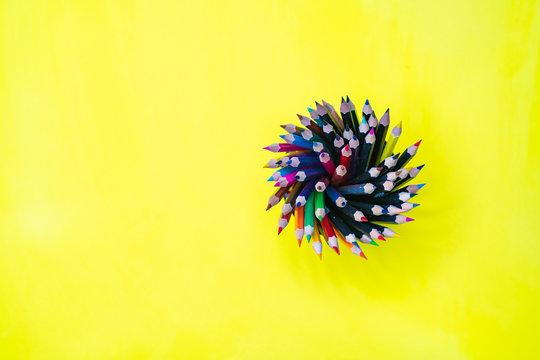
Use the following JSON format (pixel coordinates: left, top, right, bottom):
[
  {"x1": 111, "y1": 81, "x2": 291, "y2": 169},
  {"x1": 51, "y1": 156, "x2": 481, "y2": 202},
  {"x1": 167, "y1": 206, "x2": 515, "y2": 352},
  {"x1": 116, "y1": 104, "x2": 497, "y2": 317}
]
[
  {"x1": 334, "y1": 247, "x2": 340, "y2": 255},
  {"x1": 361, "y1": 217, "x2": 368, "y2": 222},
  {"x1": 317, "y1": 253, "x2": 322, "y2": 260},
  {"x1": 414, "y1": 139, "x2": 422, "y2": 146},
  {"x1": 418, "y1": 164, "x2": 425, "y2": 170},
  {"x1": 405, "y1": 217, "x2": 415, "y2": 222},
  {"x1": 341, "y1": 97, "x2": 345, "y2": 103},
  {"x1": 365, "y1": 99, "x2": 370, "y2": 105},
  {"x1": 266, "y1": 204, "x2": 272, "y2": 211},
  {"x1": 360, "y1": 252, "x2": 367, "y2": 260},
  {"x1": 297, "y1": 239, "x2": 302, "y2": 247},
  {"x1": 393, "y1": 233, "x2": 400, "y2": 237},
  {"x1": 417, "y1": 183, "x2": 426, "y2": 189},
  {"x1": 378, "y1": 235, "x2": 386, "y2": 241},
  {"x1": 411, "y1": 203, "x2": 420, "y2": 208},
  {"x1": 370, "y1": 240, "x2": 379, "y2": 246}
]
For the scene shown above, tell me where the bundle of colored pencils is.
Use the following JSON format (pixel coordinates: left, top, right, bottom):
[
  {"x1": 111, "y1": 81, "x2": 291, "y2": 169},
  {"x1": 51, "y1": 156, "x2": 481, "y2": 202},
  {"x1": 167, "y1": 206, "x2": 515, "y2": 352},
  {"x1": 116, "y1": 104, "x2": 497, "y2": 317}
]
[{"x1": 264, "y1": 97, "x2": 425, "y2": 260}]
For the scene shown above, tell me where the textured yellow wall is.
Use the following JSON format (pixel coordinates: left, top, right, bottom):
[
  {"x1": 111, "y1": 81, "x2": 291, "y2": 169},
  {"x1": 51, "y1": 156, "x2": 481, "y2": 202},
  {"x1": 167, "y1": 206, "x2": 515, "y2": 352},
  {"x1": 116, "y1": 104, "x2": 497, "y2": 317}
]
[{"x1": 1, "y1": 1, "x2": 539, "y2": 359}]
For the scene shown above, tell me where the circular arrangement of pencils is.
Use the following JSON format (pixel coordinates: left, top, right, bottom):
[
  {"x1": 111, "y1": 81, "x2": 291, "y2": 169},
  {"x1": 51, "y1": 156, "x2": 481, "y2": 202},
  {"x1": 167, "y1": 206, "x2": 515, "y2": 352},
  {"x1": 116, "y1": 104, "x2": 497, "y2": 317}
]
[{"x1": 264, "y1": 97, "x2": 425, "y2": 260}]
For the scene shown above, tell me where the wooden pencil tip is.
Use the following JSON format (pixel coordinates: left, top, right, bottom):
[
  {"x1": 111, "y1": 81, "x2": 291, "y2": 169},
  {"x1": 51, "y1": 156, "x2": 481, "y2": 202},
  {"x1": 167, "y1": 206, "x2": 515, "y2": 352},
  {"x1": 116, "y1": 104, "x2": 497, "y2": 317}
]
[
  {"x1": 414, "y1": 139, "x2": 422, "y2": 146},
  {"x1": 297, "y1": 239, "x2": 302, "y2": 247},
  {"x1": 317, "y1": 253, "x2": 322, "y2": 260},
  {"x1": 360, "y1": 252, "x2": 367, "y2": 260},
  {"x1": 378, "y1": 235, "x2": 386, "y2": 241},
  {"x1": 393, "y1": 233, "x2": 400, "y2": 237}
]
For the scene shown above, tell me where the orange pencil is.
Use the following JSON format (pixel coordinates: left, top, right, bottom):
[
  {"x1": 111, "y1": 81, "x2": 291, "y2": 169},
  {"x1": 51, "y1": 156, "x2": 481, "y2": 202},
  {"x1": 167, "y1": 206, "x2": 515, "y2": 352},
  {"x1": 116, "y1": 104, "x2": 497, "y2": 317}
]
[{"x1": 295, "y1": 206, "x2": 304, "y2": 247}]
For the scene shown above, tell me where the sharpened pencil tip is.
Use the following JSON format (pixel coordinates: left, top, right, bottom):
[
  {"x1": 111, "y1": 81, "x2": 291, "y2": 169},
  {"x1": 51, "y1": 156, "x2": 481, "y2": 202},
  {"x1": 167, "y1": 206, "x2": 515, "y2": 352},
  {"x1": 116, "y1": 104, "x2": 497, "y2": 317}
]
[
  {"x1": 361, "y1": 217, "x2": 368, "y2": 222},
  {"x1": 317, "y1": 253, "x2": 322, "y2": 260},
  {"x1": 393, "y1": 233, "x2": 400, "y2": 237},
  {"x1": 346, "y1": 95, "x2": 350, "y2": 102},
  {"x1": 414, "y1": 139, "x2": 422, "y2": 146},
  {"x1": 378, "y1": 236, "x2": 386, "y2": 241},
  {"x1": 417, "y1": 183, "x2": 426, "y2": 189},
  {"x1": 341, "y1": 97, "x2": 345, "y2": 103},
  {"x1": 370, "y1": 240, "x2": 379, "y2": 246},
  {"x1": 297, "y1": 239, "x2": 302, "y2": 247},
  {"x1": 418, "y1": 164, "x2": 425, "y2": 169},
  {"x1": 406, "y1": 217, "x2": 414, "y2": 222},
  {"x1": 381, "y1": 209, "x2": 389, "y2": 214},
  {"x1": 266, "y1": 204, "x2": 271, "y2": 211},
  {"x1": 365, "y1": 99, "x2": 370, "y2": 105},
  {"x1": 278, "y1": 227, "x2": 283, "y2": 235},
  {"x1": 334, "y1": 247, "x2": 340, "y2": 255},
  {"x1": 360, "y1": 252, "x2": 367, "y2": 260}
]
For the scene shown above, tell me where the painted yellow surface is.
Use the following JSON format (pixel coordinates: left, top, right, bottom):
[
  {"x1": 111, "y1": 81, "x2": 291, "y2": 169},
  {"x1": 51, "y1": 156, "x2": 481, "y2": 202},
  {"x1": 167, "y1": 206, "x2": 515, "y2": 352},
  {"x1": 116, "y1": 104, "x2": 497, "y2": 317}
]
[{"x1": 1, "y1": 1, "x2": 539, "y2": 359}]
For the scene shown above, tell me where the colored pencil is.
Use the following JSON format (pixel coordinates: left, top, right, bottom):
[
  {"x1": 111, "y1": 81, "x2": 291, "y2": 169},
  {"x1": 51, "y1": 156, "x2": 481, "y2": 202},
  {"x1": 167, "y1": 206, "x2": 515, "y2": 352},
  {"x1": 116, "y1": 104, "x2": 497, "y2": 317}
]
[
  {"x1": 266, "y1": 185, "x2": 290, "y2": 211},
  {"x1": 314, "y1": 190, "x2": 326, "y2": 221},
  {"x1": 371, "y1": 109, "x2": 390, "y2": 165},
  {"x1": 311, "y1": 221, "x2": 323, "y2": 260},
  {"x1": 295, "y1": 178, "x2": 318, "y2": 207},
  {"x1": 315, "y1": 176, "x2": 330, "y2": 192},
  {"x1": 393, "y1": 140, "x2": 422, "y2": 170},
  {"x1": 325, "y1": 186, "x2": 347, "y2": 208},
  {"x1": 380, "y1": 121, "x2": 402, "y2": 160},
  {"x1": 320, "y1": 215, "x2": 340, "y2": 254},
  {"x1": 295, "y1": 205, "x2": 304, "y2": 246},
  {"x1": 357, "y1": 128, "x2": 376, "y2": 172},
  {"x1": 303, "y1": 191, "x2": 316, "y2": 241},
  {"x1": 264, "y1": 143, "x2": 307, "y2": 152}
]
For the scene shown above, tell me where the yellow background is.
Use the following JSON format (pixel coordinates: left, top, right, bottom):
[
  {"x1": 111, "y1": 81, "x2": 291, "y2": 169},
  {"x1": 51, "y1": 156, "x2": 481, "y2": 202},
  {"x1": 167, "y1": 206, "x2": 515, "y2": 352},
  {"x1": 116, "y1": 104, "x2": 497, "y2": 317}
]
[{"x1": 1, "y1": 1, "x2": 539, "y2": 359}]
